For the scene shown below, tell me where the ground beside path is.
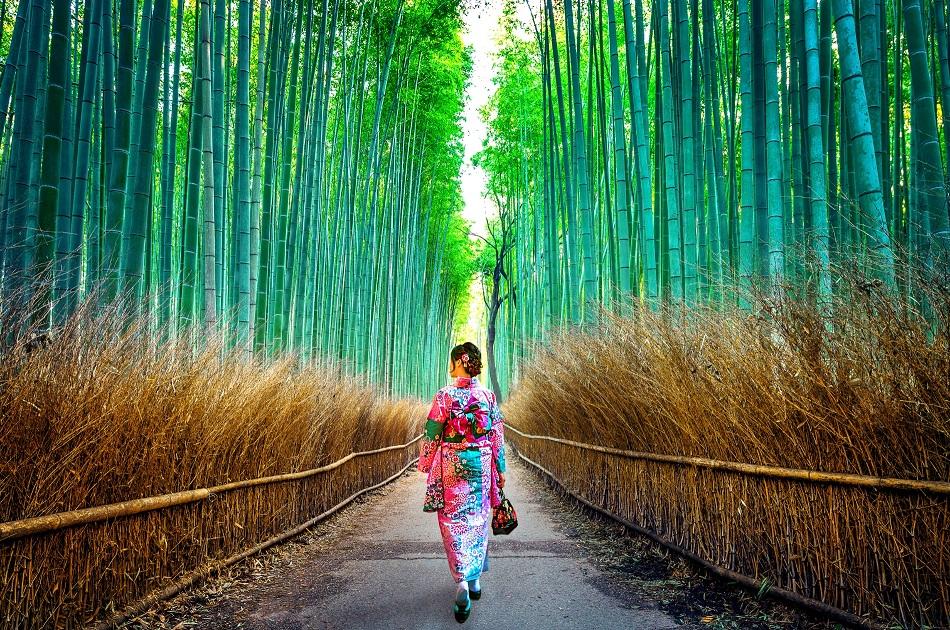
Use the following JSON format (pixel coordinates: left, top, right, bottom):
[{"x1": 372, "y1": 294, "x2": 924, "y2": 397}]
[{"x1": 130, "y1": 456, "x2": 829, "y2": 630}]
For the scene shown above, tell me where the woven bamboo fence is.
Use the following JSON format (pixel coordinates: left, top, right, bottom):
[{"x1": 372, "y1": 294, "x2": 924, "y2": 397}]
[
  {"x1": 0, "y1": 435, "x2": 422, "y2": 629},
  {"x1": 506, "y1": 424, "x2": 949, "y2": 629}
]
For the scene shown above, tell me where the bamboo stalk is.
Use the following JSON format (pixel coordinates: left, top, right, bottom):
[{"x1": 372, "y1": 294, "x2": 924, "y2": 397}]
[
  {"x1": 0, "y1": 435, "x2": 422, "y2": 543},
  {"x1": 97, "y1": 456, "x2": 420, "y2": 630},
  {"x1": 505, "y1": 425, "x2": 950, "y2": 495},
  {"x1": 512, "y1": 447, "x2": 884, "y2": 630}
]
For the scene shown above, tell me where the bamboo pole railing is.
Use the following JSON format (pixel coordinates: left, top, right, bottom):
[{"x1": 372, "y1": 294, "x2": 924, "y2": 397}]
[
  {"x1": 504, "y1": 424, "x2": 950, "y2": 494},
  {"x1": 0, "y1": 434, "x2": 423, "y2": 543},
  {"x1": 1, "y1": 433, "x2": 425, "y2": 628}
]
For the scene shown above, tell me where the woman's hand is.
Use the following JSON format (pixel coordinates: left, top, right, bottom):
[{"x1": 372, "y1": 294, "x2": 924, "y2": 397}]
[{"x1": 497, "y1": 472, "x2": 505, "y2": 488}]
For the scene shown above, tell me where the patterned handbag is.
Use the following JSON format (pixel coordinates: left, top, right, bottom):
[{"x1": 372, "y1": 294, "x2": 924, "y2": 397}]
[
  {"x1": 491, "y1": 491, "x2": 518, "y2": 535},
  {"x1": 422, "y1": 439, "x2": 445, "y2": 512}
]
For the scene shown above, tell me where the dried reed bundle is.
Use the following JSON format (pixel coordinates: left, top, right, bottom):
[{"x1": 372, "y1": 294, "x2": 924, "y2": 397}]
[
  {"x1": 505, "y1": 277, "x2": 949, "y2": 628},
  {"x1": 0, "y1": 305, "x2": 426, "y2": 628}
]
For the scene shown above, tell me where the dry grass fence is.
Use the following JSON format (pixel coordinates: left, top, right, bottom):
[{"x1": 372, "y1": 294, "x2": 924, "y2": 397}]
[
  {"x1": 0, "y1": 306, "x2": 426, "y2": 628},
  {"x1": 503, "y1": 280, "x2": 949, "y2": 629}
]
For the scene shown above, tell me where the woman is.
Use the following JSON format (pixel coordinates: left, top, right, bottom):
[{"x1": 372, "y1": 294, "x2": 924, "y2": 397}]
[{"x1": 418, "y1": 342, "x2": 507, "y2": 623}]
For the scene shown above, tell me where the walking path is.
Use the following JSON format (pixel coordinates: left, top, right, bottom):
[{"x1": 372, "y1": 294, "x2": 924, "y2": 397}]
[
  {"x1": 231, "y1": 461, "x2": 677, "y2": 629},
  {"x1": 147, "y1": 458, "x2": 679, "y2": 629},
  {"x1": 138, "y1": 457, "x2": 810, "y2": 630}
]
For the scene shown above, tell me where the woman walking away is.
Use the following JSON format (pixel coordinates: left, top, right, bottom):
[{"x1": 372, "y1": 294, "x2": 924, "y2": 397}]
[{"x1": 418, "y1": 342, "x2": 507, "y2": 623}]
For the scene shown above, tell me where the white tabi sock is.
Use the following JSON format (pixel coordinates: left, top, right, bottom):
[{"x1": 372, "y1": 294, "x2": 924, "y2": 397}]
[{"x1": 467, "y1": 578, "x2": 480, "y2": 592}]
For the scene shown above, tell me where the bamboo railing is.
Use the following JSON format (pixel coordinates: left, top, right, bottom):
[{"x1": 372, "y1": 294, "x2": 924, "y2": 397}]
[
  {"x1": 0, "y1": 434, "x2": 423, "y2": 629},
  {"x1": 504, "y1": 425, "x2": 950, "y2": 495},
  {"x1": 506, "y1": 423, "x2": 949, "y2": 629},
  {"x1": 0, "y1": 435, "x2": 423, "y2": 543}
]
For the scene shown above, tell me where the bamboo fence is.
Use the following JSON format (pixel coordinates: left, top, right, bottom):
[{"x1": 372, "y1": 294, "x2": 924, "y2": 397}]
[
  {"x1": 0, "y1": 435, "x2": 422, "y2": 629},
  {"x1": 506, "y1": 424, "x2": 949, "y2": 629}
]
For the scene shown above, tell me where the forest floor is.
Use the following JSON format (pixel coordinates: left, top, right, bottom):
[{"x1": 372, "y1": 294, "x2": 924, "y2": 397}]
[{"x1": 122, "y1": 455, "x2": 844, "y2": 630}]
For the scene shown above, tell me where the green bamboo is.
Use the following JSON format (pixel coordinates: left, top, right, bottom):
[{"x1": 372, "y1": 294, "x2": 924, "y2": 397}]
[
  {"x1": 122, "y1": 0, "x2": 169, "y2": 298},
  {"x1": 803, "y1": 0, "x2": 831, "y2": 303},
  {"x1": 605, "y1": 0, "x2": 630, "y2": 295},
  {"x1": 903, "y1": 0, "x2": 949, "y2": 267},
  {"x1": 832, "y1": 0, "x2": 894, "y2": 285}
]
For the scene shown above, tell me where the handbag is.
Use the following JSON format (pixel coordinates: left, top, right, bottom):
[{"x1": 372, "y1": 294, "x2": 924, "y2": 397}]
[
  {"x1": 491, "y1": 490, "x2": 518, "y2": 535},
  {"x1": 422, "y1": 438, "x2": 445, "y2": 512}
]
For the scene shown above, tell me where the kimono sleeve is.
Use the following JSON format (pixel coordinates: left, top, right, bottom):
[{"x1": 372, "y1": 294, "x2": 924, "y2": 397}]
[
  {"x1": 418, "y1": 390, "x2": 448, "y2": 474},
  {"x1": 488, "y1": 393, "x2": 507, "y2": 474}
]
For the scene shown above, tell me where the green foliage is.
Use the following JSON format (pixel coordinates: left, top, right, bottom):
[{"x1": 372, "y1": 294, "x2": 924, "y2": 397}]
[
  {"x1": 0, "y1": 0, "x2": 478, "y2": 397},
  {"x1": 477, "y1": 0, "x2": 950, "y2": 389}
]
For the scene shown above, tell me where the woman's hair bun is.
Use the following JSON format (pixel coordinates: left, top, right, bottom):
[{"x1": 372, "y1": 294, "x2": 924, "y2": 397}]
[{"x1": 452, "y1": 342, "x2": 482, "y2": 376}]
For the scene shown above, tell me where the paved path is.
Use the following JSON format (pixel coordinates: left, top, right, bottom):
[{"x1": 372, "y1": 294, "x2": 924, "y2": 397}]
[
  {"x1": 252, "y1": 461, "x2": 679, "y2": 630},
  {"x1": 157, "y1": 457, "x2": 682, "y2": 629}
]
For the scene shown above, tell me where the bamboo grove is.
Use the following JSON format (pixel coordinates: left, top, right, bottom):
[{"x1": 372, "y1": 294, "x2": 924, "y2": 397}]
[
  {"x1": 0, "y1": 0, "x2": 476, "y2": 396},
  {"x1": 479, "y1": 0, "x2": 950, "y2": 393}
]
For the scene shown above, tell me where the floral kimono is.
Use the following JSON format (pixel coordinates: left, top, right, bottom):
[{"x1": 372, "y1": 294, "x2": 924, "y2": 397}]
[{"x1": 418, "y1": 375, "x2": 507, "y2": 583}]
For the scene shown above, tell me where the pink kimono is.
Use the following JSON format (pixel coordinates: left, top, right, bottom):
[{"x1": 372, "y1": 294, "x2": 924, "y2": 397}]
[{"x1": 418, "y1": 376, "x2": 507, "y2": 583}]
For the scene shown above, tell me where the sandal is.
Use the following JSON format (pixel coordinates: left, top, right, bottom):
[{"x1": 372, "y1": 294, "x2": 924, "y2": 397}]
[
  {"x1": 453, "y1": 599, "x2": 472, "y2": 623},
  {"x1": 453, "y1": 588, "x2": 472, "y2": 623}
]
